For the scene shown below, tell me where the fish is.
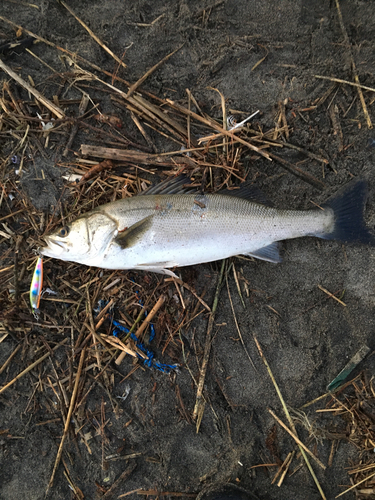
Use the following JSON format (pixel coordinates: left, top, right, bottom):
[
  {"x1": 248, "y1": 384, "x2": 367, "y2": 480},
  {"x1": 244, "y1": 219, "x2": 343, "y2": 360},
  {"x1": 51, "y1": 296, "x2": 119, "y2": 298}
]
[{"x1": 40, "y1": 177, "x2": 373, "y2": 277}]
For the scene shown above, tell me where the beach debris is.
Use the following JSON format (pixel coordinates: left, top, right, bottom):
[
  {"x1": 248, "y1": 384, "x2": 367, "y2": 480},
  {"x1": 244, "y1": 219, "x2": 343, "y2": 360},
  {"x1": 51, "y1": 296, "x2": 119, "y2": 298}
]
[
  {"x1": 95, "y1": 298, "x2": 178, "y2": 374},
  {"x1": 193, "y1": 260, "x2": 226, "y2": 431},
  {"x1": 93, "y1": 113, "x2": 122, "y2": 128},
  {"x1": 77, "y1": 159, "x2": 114, "y2": 185},
  {"x1": 36, "y1": 112, "x2": 55, "y2": 131},
  {"x1": 111, "y1": 319, "x2": 178, "y2": 373},
  {"x1": 198, "y1": 484, "x2": 259, "y2": 500},
  {"x1": 254, "y1": 336, "x2": 327, "y2": 499},
  {"x1": 327, "y1": 344, "x2": 371, "y2": 392},
  {"x1": 226, "y1": 110, "x2": 260, "y2": 131}
]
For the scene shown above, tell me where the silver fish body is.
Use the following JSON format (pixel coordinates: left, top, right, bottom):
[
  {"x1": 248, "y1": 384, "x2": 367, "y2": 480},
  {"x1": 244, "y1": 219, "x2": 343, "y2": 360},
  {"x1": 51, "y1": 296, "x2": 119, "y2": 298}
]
[{"x1": 41, "y1": 180, "x2": 372, "y2": 276}]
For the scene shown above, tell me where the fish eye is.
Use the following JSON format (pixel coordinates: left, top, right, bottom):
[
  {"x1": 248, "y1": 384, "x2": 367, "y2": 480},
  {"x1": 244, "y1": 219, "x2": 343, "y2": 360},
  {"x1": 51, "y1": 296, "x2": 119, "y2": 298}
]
[{"x1": 58, "y1": 226, "x2": 70, "y2": 238}]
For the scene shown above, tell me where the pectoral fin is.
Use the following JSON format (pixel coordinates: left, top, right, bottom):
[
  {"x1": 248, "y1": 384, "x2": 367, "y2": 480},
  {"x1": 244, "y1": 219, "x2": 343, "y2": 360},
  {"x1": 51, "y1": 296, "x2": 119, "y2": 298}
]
[
  {"x1": 114, "y1": 215, "x2": 153, "y2": 249},
  {"x1": 244, "y1": 242, "x2": 282, "y2": 263}
]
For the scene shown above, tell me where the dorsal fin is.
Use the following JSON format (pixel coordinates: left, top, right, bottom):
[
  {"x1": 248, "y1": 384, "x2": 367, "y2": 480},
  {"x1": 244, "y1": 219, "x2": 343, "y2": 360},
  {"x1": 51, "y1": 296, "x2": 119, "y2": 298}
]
[
  {"x1": 220, "y1": 184, "x2": 273, "y2": 207},
  {"x1": 140, "y1": 175, "x2": 197, "y2": 196}
]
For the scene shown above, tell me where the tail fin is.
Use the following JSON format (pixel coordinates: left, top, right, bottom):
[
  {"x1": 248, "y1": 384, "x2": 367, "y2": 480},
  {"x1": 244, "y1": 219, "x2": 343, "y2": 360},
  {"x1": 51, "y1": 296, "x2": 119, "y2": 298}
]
[{"x1": 321, "y1": 180, "x2": 374, "y2": 244}]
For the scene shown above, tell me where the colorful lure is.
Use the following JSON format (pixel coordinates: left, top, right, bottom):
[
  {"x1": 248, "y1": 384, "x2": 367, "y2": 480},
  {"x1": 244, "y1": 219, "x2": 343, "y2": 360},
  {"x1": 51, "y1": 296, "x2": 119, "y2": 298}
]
[{"x1": 30, "y1": 256, "x2": 43, "y2": 317}]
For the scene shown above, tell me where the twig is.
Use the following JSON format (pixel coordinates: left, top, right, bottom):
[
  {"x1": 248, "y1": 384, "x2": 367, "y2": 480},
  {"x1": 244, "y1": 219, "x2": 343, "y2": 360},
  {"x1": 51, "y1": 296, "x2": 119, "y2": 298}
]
[
  {"x1": 63, "y1": 93, "x2": 89, "y2": 156},
  {"x1": 0, "y1": 15, "x2": 132, "y2": 88},
  {"x1": 80, "y1": 144, "x2": 195, "y2": 168},
  {"x1": 95, "y1": 298, "x2": 116, "y2": 323},
  {"x1": 209, "y1": 86, "x2": 227, "y2": 153},
  {"x1": 317, "y1": 285, "x2": 346, "y2": 307},
  {"x1": 101, "y1": 462, "x2": 137, "y2": 499},
  {"x1": 334, "y1": 0, "x2": 372, "y2": 129},
  {"x1": 335, "y1": 470, "x2": 375, "y2": 498},
  {"x1": 0, "y1": 338, "x2": 68, "y2": 394},
  {"x1": 135, "y1": 295, "x2": 165, "y2": 339},
  {"x1": 277, "y1": 451, "x2": 294, "y2": 487},
  {"x1": 164, "y1": 277, "x2": 211, "y2": 312},
  {"x1": 253, "y1": 336, "x2": 326, "y2": 499},
  {"x1": 46, "y1": 347, "x2": 86, "y2": 492},
  {"x1": 114, "y1": 295, "x2": 165, "y2": 366},
  {"x1": 226, "y1": 274, "x2": 256, "y2": 371},
  {"x1": 115, "y1": 306, "x2": 146, "y2": 365},
  {"x1": 268, "y1": 409, "x2": 326, "y2": 470},
  {"x1": 0, "y1": 58, "x2": 65, "y2": 119},
  {"x1": 269, "y1": 139, "x2": 329, "y2": 165},
  {"x1": 100, "y1": 334, "x2": 146, "y2": 359},
  {"x1": 0, "y1": 344, "x2": 21, "y2": 375},
  {"x1": 268, "y1": 152, "x2": 325, "y2": 191},
  {"x1": 86, "y1": 288, "x2": 101, "y2": 369},
  {"x1": 167, "y1": 99, "x2": 271, "y2": 161},
  {"x1": 58, "y1": 0, "x2": 127, "y2": 70},
  {"x1": 3, "y1": 0, "x2": 39, "y2": 7},
  {"x1": 314, "y1": 75, "x2": 375, "y2": 94},
  {"x1": 232, "y1": 264, "x2": 245, "y2": 308},
  {"x1": 127, "y1": 46, "x2": 182, "y2": 98},
  {"x1": 193, "y1": 260, "x2": 226, "y2": 431},
  {"x1": 329, "y1": 104, "x2": 344, "y2": 152},
  {"x1": 271, "y1": 450, "x2": 295, "y2": 486}
]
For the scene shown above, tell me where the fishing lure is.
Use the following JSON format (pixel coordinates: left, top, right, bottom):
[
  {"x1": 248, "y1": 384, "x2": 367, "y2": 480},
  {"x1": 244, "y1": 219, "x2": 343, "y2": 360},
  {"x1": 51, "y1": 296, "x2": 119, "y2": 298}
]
[{"x1": 30, "y1": 256, "x2": 43, "y2": 318}]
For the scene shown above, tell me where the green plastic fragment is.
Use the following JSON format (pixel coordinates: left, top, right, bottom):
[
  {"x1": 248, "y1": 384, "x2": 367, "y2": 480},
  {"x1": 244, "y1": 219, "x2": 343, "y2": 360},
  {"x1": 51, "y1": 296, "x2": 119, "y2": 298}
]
[{"x1": 327, "y1": 344, "x2": 371, "y2": 392}]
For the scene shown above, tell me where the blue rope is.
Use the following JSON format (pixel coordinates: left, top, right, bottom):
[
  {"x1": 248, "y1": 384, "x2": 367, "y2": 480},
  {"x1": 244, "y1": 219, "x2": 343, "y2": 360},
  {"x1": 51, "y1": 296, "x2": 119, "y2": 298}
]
[
  {"x1": 112, "y1": 320, "x2": 178, "y2": 374},
  {"x1": 95, "y1": 298, "x2": 178, "y2": 374}
]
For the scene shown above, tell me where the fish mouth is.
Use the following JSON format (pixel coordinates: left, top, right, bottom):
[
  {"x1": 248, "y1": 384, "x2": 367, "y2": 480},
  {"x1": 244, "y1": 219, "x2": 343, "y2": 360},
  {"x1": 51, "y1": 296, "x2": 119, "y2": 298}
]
[{"x1": 40, "y1": 238, "x2": 67, "y2": 257}]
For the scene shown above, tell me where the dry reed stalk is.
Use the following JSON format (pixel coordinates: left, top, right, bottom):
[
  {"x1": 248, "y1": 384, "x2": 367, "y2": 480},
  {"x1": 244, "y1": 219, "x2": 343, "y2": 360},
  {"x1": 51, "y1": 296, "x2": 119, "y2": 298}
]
[
  {"x1": 127, "y1": 45, "x2": 182, "y2": 98},
  {"x1": 193, "y1": 259, "x2": 226, "y2": 431},
  {"x1": 0, "y1": 58, "x2": 65, "y2": 119},
  {"x1": 46, "y1": 347, "x2": 86, "y2": 492},
  {"x1": 134, "y1": 295, "x2": 165, "y2": 339},
  {"x1": 334, "y1": 0, "x2": 372, "y2": 129},
  {"x1": 268, "y1": 409, "x2": 326, "y2": 470},
  {"x1": 166, "y1": 99, "x2": 271, "y2": 160},
  {"x1": 315, "y1": 75, "x2": 375, "y2": 94},
  {"x1": 317, "y1": 285, "x2": 346, "y2": 307},
  {"x1": 254, "y1": 336, "x2": 327, "y2": 499},
  {"x1": 115, "y1": 296, "x2": 165, "y2": 365},
  {"x1": 58, "y1": 0, "x2": 127, "y2": 70},
  {"x1": 0, "y1": 338, "x2": 68, "y2": 395}
]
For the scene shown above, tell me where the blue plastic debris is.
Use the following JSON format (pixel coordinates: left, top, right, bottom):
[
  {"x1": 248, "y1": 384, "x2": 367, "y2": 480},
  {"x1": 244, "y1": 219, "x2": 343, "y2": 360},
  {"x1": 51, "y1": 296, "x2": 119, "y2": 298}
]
[
  {"x1": 95, "y1": 298, "x2": 178, "y2": 374},
  {"x1": 112, "y1": 320, "x2": 178, "y2": 374}
]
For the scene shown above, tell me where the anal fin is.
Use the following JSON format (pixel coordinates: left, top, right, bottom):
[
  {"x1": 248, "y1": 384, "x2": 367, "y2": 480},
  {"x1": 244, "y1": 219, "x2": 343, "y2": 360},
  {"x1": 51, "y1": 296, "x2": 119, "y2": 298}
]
[
  {"x1": 143, "y1": 268, "x2": 178, "y2": 278},
  {"x1": 136, "y1": 261, "x2": 179, "y2": 278},
  {"x1": 244, "y1": 242, "x2": 282, "y2": 263}
]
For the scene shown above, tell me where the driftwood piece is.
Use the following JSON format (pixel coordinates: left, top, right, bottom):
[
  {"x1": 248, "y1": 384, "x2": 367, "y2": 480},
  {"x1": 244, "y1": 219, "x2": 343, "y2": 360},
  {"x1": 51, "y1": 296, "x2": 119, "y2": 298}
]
[{"x1": 80, "y1": 144, "x2": 195, "y2": 168}]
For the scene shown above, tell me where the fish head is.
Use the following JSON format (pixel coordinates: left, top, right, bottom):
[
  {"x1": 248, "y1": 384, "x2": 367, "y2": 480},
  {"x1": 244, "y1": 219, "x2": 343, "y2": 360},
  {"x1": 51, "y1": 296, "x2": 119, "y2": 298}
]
[{"x1": 41, "y1": 212, "x2": 118, "y2": 263}]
